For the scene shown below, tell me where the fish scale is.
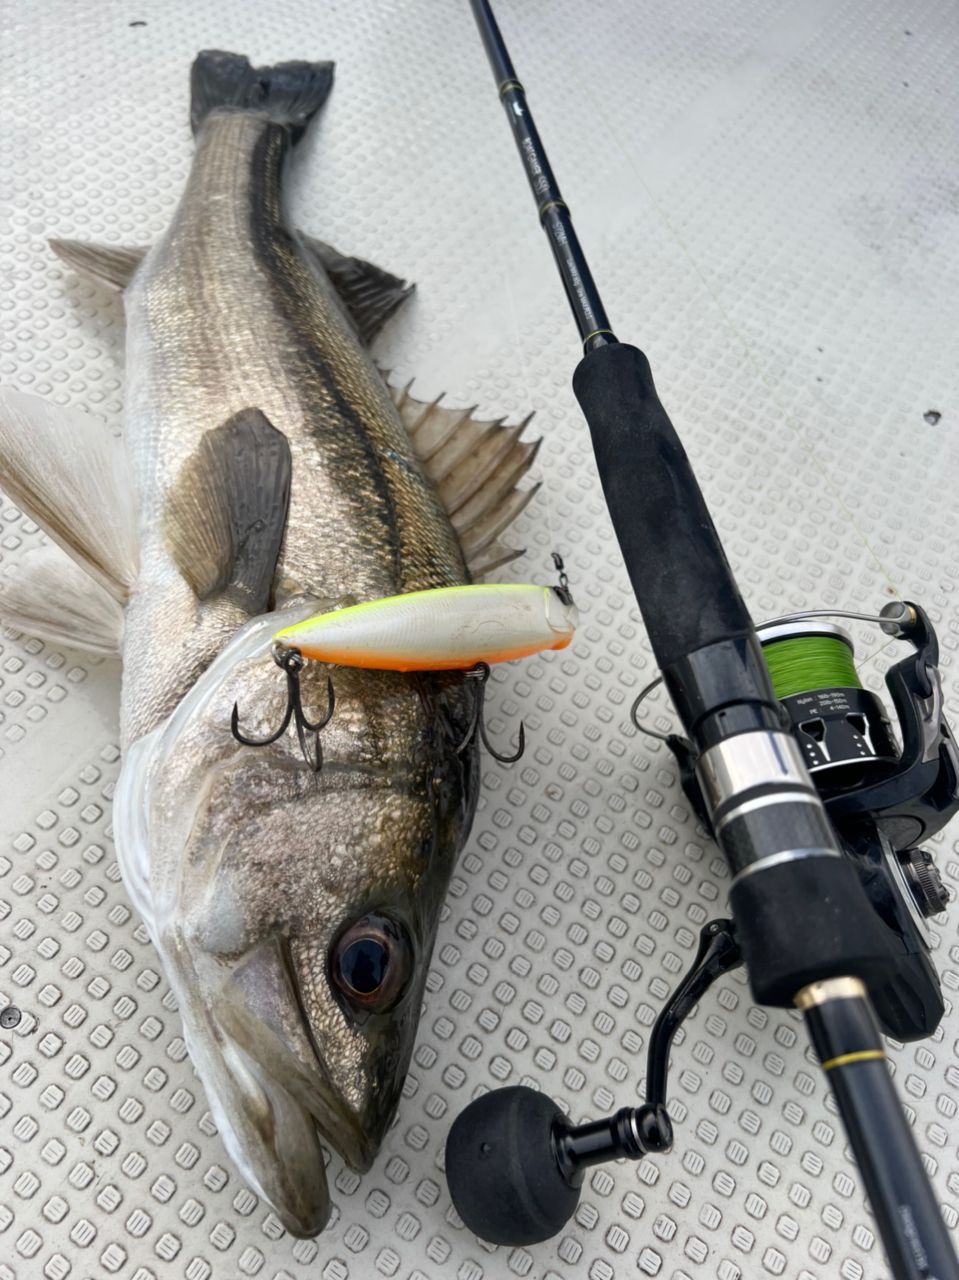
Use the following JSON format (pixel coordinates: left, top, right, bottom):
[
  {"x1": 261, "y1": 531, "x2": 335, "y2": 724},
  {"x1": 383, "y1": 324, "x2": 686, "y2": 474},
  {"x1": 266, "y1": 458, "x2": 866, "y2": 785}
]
[
  {"x1": 0, "y1": 49, "x2": 538, "y2": 1239},
  {"x1": 112, "y1": 75, "x2": 479, "y2": 1222},
  {"x1": 122, "y1": 109, "x2": 466, "y2": 749}
]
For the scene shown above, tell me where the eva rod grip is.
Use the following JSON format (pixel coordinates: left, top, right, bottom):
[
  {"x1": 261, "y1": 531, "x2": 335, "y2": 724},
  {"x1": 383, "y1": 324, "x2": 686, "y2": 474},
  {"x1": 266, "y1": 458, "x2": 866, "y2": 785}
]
[{"x1": 572, "y1": 343, "x2": 753, "y2": 670}]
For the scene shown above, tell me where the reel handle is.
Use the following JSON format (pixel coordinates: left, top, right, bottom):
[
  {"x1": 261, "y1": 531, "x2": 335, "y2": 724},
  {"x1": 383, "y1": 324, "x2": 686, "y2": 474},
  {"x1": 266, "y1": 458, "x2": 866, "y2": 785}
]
[
  {"x1": 445, "y1": 1087, "x2": 578, "y2": 1246},
  {"x1": 445, "y1": 920, "x2": 737, "y2": 1247},
  {"x1": 444, "y1": 1086, "x2": 670, "y2": 1246}
]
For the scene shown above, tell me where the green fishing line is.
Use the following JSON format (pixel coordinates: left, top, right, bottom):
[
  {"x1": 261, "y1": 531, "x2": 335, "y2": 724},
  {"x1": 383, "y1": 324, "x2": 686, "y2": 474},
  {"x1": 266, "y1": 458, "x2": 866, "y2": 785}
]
[{"x1": 761, "y1": 635, "x2": 861, "y2": 699}]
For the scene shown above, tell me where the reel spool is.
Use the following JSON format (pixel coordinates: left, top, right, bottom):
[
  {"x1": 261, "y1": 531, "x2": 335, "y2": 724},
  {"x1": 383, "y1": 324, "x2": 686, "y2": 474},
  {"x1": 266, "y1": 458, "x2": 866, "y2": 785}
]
[
  {"x1": 645, "y1": 603, "x2": 959, "y2": 873},
  {"x1": 758, "y1": 621, "x2": 899, "y2": 793}
]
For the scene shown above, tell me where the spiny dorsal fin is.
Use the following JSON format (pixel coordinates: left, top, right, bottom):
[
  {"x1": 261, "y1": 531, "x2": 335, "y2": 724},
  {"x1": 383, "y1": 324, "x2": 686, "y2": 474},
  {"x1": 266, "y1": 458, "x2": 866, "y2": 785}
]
[
  {"x1": 451, "y1": 437, "x2": 542, "y2": 534},
  {"x1": 389, "y1": 380, "x2": 540, "y2": 577},
  {"x1": 164, "y1": 408, "x2": 291, "y2": 612},
  {"x1": 0, "y1": 388, "x2": 138, "y2": 600},
  {"x1": 460, "y1": 485, "x2": 540, "y2": 561},
  {"x1": 0, "y1": 543, "x2": 123, "y2": 656},
  {"x1": 49, "y1": 239, "x2": 148, "y2": 291},
  {"x1": 468, "y1": 542, "x2": 526, "y2": 581},
  {"x1": 300, "y1": 236, "x2": 414, "y2": 345}
]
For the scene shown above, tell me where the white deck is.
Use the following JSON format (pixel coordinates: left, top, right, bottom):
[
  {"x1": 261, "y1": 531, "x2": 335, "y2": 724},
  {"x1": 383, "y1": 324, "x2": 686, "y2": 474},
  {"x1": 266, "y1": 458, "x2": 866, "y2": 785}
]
[{"x1": 1, "y1": 1, "x2": 957, "y2": 1277}]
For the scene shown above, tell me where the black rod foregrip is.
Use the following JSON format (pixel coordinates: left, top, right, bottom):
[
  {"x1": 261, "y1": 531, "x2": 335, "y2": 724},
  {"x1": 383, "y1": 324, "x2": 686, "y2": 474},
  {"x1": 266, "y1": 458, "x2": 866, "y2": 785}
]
[
  {"x1": 800, "y1": 984, "x2": 959, "y2": 1280},
  {"x1": 573, "y1": 342, "x2": 754, "y2": 671},
  {"x1": 571, "y1": 343, "x2": 908, "y2": 1001}
]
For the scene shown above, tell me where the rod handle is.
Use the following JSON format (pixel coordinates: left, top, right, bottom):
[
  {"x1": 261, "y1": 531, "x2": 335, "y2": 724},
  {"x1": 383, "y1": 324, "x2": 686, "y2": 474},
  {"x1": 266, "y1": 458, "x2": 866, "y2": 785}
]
[{"x1": 572, "y1": 342, "x2": 753, "y2": 670}]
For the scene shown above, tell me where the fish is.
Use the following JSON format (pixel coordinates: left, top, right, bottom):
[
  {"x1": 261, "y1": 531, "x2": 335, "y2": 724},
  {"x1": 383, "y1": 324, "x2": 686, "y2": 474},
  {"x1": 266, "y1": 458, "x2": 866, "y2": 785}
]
[{"x1": 0, "y1": 51, "x2": 542, "y2": 1236}]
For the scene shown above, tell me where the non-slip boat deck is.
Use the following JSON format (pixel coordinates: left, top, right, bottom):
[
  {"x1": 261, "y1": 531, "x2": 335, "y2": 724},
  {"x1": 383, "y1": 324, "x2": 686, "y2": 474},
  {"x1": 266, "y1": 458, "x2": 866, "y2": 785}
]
[{"x1": 1, "y1": 2, "x2": 957, "y2": 1276}]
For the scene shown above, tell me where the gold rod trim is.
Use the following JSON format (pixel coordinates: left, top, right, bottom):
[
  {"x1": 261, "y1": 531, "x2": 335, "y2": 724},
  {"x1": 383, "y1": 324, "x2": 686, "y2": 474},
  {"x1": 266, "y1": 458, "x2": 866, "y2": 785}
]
[
  {"x1": 821, "y1": 1049, "x2": 886, "y2": 1072},
  {"x1": 795, "y1": 976, "x2": 866, "y2": 1009}
]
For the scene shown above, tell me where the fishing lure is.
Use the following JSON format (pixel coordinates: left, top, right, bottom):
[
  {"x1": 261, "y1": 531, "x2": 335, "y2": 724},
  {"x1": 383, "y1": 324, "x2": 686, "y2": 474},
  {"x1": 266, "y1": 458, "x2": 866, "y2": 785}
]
[
  {"x1": 274, "y1": 581, "x2": 577, "y2": 670},
  {"x1": 232, "y1": 570, "x2": 578, "y2": 768}
]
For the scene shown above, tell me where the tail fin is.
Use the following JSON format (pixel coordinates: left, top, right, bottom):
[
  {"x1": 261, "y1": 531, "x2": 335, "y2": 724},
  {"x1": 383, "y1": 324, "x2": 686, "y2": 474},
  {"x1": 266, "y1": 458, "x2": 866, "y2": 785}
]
[{"x1": 190, "y1": 51, "x2": 334, "y2": 142}]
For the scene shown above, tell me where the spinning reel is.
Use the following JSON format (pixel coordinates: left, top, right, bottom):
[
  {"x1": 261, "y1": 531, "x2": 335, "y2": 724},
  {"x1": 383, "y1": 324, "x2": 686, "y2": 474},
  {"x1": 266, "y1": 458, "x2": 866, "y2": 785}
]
[
  {"x1": 671, "y1": 601, "x2": 957, "y2": 1042},
  {"x1": 446, "y1": 601, "x2": 958, "y2": 1245}
]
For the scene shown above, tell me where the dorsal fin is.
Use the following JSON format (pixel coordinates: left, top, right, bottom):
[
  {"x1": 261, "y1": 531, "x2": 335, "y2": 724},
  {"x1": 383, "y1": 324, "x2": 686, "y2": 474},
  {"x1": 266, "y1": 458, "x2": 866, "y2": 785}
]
[
  {"x1": 299, "y1": 236, "x2": 413, "y2": 345},
  {"x1": 451, "y1": 436, "x2": 542, "y2": 535},
  {"x1": 164, "y1": 409, "x2": 291, "y2": 611},
  {"x1": 389, "y1": 380, "x2": 540, "y2": 579}
]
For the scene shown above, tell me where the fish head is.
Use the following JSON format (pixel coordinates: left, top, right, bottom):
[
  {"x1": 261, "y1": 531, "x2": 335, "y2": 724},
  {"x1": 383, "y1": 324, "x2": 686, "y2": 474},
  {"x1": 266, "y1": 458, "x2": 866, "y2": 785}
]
[{"x1": 115, "y1": 610, "x2": 479, "y2": 1234}]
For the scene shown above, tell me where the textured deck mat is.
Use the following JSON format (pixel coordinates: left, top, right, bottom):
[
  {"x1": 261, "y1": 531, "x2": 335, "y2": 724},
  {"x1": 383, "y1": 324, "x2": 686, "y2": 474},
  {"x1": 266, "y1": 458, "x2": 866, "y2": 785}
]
[{"x1": 1, "y1": 2, "x2": 957, "y2": 1278}]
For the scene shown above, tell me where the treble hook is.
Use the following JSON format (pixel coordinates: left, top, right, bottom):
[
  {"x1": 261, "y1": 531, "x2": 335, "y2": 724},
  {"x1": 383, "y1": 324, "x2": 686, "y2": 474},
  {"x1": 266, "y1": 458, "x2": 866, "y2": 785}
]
[
  {"x1": 231, "y1": 644, "x2": 335, "y2": 772},
  {"x1": 454, "y1": 662, "x2": 525, "y2": 764}
]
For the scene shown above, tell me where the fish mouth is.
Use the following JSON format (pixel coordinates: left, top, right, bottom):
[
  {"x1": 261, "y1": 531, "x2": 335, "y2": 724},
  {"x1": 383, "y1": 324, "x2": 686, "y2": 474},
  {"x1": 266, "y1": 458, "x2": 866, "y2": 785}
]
[
  {"x1": 212, "y1": 1033, "x2": 333, "y2": 1239},
  {"x1": 205, "y1": 938, "x2": 387, "y2": 1237},
  {"x1": 216, "y1": 932, "x2": 404, "y2": 1172},
  {"x1": 279, "y1": 942, "x2": 390, "y2": 1171},
  {"x1": 138, "y1": 933, "x2": 338, "y2": 1238}
]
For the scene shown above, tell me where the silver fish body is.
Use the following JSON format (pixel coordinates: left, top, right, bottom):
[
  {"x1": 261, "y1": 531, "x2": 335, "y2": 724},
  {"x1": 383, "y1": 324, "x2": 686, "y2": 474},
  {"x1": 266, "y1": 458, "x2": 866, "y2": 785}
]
[
  {"x1": 0, "y1": 50, "x2": 538, "y2": 1235},
  {"x1": 122, "y1": 105, "x2": 468, "y2": 741},
  {"x1": 113, "y1": 69, "x2": 485, "y2": 1233},
  {"x1": 68, "y1": 55, "x2": 487, "y2": 1236}
]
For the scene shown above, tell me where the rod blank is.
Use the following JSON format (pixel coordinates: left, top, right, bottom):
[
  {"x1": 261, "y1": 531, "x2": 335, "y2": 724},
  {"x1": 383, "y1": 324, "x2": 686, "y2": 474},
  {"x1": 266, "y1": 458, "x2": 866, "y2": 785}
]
[{"x1": 469, "y1": 0, "x2": 616, "y2": 351}]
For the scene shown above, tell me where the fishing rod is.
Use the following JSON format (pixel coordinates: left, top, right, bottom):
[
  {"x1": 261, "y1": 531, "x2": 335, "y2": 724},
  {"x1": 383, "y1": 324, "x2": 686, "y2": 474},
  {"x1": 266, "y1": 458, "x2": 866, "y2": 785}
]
[{"x1": 444, "y1": 4, "x2": 959, "y2": 1276}]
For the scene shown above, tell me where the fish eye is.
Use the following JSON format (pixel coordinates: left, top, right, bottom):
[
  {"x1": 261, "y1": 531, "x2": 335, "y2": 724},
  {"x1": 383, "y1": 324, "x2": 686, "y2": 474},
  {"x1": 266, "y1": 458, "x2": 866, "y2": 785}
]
[{"x1": 331, "y1": 914, "x2": 412, "y2": 1013}]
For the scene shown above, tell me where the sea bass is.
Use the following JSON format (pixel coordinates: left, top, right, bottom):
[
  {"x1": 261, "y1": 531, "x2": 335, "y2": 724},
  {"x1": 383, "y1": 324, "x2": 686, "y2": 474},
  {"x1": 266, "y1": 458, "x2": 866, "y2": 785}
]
[{"x1": 0, "y1": 52, "x2": 539, "y2": 1235}]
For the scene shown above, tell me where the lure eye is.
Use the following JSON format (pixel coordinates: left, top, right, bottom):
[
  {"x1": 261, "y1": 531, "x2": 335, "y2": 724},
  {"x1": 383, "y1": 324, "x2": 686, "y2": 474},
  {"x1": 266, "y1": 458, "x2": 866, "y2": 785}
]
[{"x1": 331, "y1": 914, "x2": 412, "y2": 1013}]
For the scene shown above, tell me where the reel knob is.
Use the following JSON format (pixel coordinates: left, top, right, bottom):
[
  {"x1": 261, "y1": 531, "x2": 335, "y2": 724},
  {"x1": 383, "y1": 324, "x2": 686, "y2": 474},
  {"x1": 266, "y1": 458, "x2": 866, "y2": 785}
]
[
  {"x1": 445, "y1": 1086, "x2": 581, "y2": 1245},
  {"x1": 446, "y1": 1086, "x2": 673, "y2": 1246}
]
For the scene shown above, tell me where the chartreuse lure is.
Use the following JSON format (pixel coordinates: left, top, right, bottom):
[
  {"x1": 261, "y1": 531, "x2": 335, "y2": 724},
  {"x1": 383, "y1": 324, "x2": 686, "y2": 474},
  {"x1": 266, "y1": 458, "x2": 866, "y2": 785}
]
[
  {"x1": 231, "y1": 581, "x2": 579, "y2": 769},
  {"x1": 273, "y1": 582, "x2": 579, "y2": 671}
]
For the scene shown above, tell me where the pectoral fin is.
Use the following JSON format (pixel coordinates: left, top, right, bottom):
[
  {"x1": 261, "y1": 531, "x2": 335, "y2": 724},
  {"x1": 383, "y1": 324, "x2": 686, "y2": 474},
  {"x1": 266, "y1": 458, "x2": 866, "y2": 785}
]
[
  {"x1": 0, "y1": 543, "x2": 124, "y2": 655},
  {"x1": 299, "y1": 235, "x2": 413, "y2": 345},
  {"x1": 0, "y1": 388, "x2": 138, "y2": 601},
  {"x1": 165, "y1": 408, "x2": 291, "y2": 612},
  {"x1": 49, "y1": 239, "x2": 148, "y2": 291}
]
